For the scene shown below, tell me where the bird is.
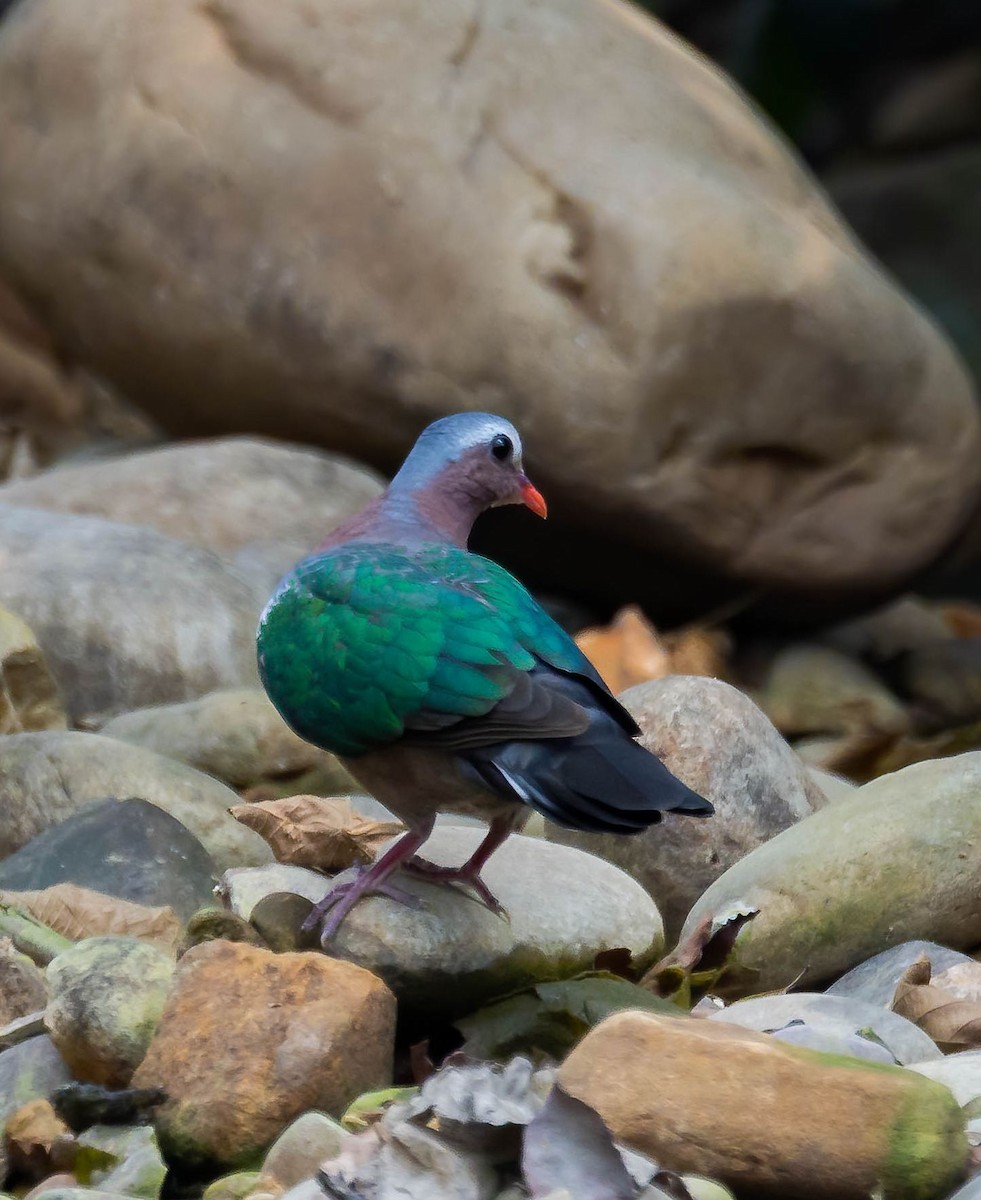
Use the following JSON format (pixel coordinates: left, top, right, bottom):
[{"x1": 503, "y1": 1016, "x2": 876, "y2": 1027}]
[{"x1": 257, "y1": 412, "x2": 712, "y2": 943}]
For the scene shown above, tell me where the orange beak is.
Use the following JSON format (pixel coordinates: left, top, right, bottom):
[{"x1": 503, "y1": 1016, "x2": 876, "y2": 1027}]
[{"x1": 519, "y1": 477, "x2": 548, "y2": 519}]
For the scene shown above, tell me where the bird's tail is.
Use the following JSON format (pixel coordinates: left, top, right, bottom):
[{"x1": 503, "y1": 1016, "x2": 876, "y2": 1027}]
[{"x1": 466, "y1": 726, "x2": 712, "y2": 835}]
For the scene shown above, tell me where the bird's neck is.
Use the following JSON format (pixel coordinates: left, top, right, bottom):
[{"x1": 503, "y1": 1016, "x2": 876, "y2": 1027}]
[{"x1": 315, "y1": 485, "x2": 484, "y2": 552}]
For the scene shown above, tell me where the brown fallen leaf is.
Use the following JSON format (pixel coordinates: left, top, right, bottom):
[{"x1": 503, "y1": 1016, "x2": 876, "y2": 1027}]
[
  {"x1": 0, "y1": 885, "x2": 180, "y2": 955},
  {"x1": 575, "y1": 606, "x2": 728, "y2": 694},
  {"x1": 891, "y1": 956, "x2": 981, "y2": 1051},
  {"x1": 5, "y1": 1098, "x2": 74, "y2": 1180},
  {"x1": 939, "y1": 602, "x2": 981, "y2": 640},
  {"x1": 641, "y1": 905, "x2": 758, "y2": 1003},
  {"x1": 229, "y1": 795, "x2": 404, "y2": 871}
]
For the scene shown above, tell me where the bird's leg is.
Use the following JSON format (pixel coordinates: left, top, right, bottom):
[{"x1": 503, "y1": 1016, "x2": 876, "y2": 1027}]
[
  {"x1": 403, "y1": 815, "x2": 515, "y2": 916},
  {"x1": 303, "y1": 819, "x2": 435, "y2": 944}
]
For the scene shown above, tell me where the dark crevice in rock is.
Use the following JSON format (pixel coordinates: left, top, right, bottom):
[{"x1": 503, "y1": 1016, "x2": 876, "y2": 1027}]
[{"x1": 449, "y1": 3, "x2": 482, "y2": 71}]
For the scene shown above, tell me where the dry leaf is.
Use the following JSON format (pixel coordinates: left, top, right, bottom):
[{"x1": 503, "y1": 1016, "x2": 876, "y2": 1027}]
[
  {"x1": 4, "y1": 1099, "x2": 73, "y2": 1179},
  {"x1": 229, "y1": 795, "x2": 404, "y2": 871},
  {"x1": 641, "y1": 905, "x2": 758, "y2": 1003},
  {"x1": 575, "y1": 606, "x2": 727, "y2": 694},
  {"x1": 891, "y1": 956, "x2": 981, "y2": 1051},
  {"x1": 0, "y1": 885, "x2": 180, "y2": 954},
  {"x1": 940, "y1": 603, "x2": 981, "y2": 639}
]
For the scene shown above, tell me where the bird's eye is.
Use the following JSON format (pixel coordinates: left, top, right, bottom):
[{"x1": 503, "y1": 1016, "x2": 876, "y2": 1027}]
[{"x1": 490, "y1": 434, "x2": 513, "y2": 462}]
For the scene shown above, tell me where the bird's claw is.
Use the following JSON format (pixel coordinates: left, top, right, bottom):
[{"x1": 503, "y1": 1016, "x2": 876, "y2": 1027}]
[
  {"x1": 303, "y1": 872, "x2": 423, "y2": 945},
  {"x1": 403, "y1": 856, "x2": 509, "y2": 919}
]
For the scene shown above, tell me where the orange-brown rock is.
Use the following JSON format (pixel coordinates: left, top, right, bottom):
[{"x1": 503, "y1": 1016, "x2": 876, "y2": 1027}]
[
  {"x1": 132, "y1": 940, "x2": 395, "y2": 1169},
  {"x1": 559, "y1": 1010, "x2": 968, "y2": 1200},
  {"x1": 0, "y1": 0, "x2": 977, "y2": 617}
]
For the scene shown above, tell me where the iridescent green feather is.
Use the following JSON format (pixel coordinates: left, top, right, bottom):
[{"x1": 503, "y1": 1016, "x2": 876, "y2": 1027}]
[{"x1": 256, "y1": 542, "x2": 591, "y2": 757}]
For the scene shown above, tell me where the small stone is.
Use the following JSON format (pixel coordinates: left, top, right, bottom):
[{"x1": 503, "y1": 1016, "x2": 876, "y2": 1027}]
[
  {"x1": 78, "y1": 1125, "x2": 167, "y2": 1200},
  {"x1": 219, "y1": 865, "x2": 332, "y2": 922},
  {"x1": 682, "y1": 752, "x2": 981, "y2": 995},
  {"x1": 177, "y1": 909, "x2": 266, "y2": 956},
  {"x1": 201, "y1": 1173, "x2": 265, "y2": 1200},
  {"x1": 755, "y1": 642, "x2": 909, "y2": 737},
  {"x1": 132, "y1": 940, "x2": 396, "y2": 1169},
  {"x1": 0, "y1": 734, "x2": 271, "y2": 871},
  {"x1": 709, "y1": 993, "x2": 941, "y2": 1065},
  {"x1": 45, "y1": 938, "x2": 175, "y2": 1087},
  {"x1": 0, "y1": 941, "x2": 47, "y2": 1025},
  {"x1": 0, "y1": 607, "x2": 66, "y2": 734},
  {"x1": 262, "y1": 1112, "x2": 345, "y2": 1188},
  {"x1": 100, "y1": 689, "x2": 353, "y2": 793},
  {"x1": 681, "y1": 1179, "x2": 735, "y2": 1200},
  {"x1": 22, "y1": 1173, "x2": 78, "y2": 1200},
  {"x1": 828, "y1": 942, "x2": 973, "y2": 1008},
  {"x1": 0, "y1": 799, "x2": 218, "y2": 923},
  {"x1": 559, "y1": 1011, "x2": 968, "y2": 1200},
  {"x1": 548, "y1": 676, "x2": 823, "y2": 937},
  {"x1": 330, "y1": 828, "x2": 663, "y2": 1016}
]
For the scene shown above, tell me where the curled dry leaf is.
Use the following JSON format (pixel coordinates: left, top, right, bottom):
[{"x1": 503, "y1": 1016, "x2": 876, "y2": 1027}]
[
  {"x1": 0, "y1": 884, "x2": 180, "y2": 954},
  {"x1": 229, "y1": 795, "x2": 404, "y2": 871},
  {"x1": 891, "y1": 956, "x2": 981, "y2": 1052},
  {"x1": 4, "y1": 1098, "x2": 73, "y2": 1180},
  {"x1": 641, "y1": 905, "x2": 759, "y2": 1003},
  {"x1": 575, "y1": 606, "x2": 728, "y2": 694}
]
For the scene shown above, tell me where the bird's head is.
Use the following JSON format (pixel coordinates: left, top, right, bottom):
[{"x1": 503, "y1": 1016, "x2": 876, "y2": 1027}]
[{"x1": 390, "y1": 412, "x2": 548, "y2": 521}]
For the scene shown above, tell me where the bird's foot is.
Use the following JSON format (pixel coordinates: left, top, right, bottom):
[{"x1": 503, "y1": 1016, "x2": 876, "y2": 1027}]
[
  {"x1": 302, "y1": 865, "x2": 422, "y2": 945},
  {"x1": 403, "y1": 855, "x2": 509, "y2": 918}
]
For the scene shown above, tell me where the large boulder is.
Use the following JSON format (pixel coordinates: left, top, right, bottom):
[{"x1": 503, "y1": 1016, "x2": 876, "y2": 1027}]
[
  {"x1": 0, "y1": 0, "x2": 976, "y2": 617},
  {"x1": 0, "y1": 505, "x2": 261, "y2": 722}
]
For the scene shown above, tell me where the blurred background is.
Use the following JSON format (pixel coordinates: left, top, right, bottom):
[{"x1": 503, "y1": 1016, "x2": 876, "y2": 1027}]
[{"x1": 0, "y1": 0, "x2": 979, "y2": 785}]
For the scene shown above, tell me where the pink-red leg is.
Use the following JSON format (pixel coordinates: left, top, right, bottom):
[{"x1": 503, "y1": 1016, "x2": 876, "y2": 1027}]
[
  {"x1": 403, "y1": 815, "x2": 514, "y2": 915},
  {"x1": 303, "y1": 819, "x2": 434, "y2": 944}
]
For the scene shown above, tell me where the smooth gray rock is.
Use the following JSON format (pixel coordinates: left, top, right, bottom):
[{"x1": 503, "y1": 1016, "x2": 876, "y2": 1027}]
[
  {"x1": 683, "y1": 753, "x2": 981, "y2": 995},
  {"x1": 330, "y1": 828, "x2": 664, "y2": 1015},
  {"x1": 0, "y1": 798, "x2": 217, "y2": 921},
  {"x1": 0, "y1": 436, "x2": 382, "y2": 570},
  {"x1": 709, "y1": 992, "x2": 942, "y2": 1065},
  {"x1": 0, "y1": 732, "x2": 271, "y2": 870},
  {"x1": 548, "y1": 676, "x2": 824, "y2": 937},
  {"x1": 827, "y1": 941, "x2": 972, "y2": 1008},
  {"x1": 99, "y1": 688, "x2": 354, "y2": 793},
  {"x1": 754, "y1": 642, "x2": 908, "y2": 737},
  {"x1": 0, "y1": 505, "x2": 261, "y2": 723},
  {"x1": 45, "y1": 937, "x2": 176, "y2": 1086},
  {"x1": 220, "y1": 864, "x2": 332, "y2": 922}
]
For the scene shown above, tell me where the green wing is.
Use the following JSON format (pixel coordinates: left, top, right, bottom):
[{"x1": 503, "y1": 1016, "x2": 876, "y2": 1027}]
[{"x1": 257, "y1": 542, "x2": 595, "y2": 757}]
